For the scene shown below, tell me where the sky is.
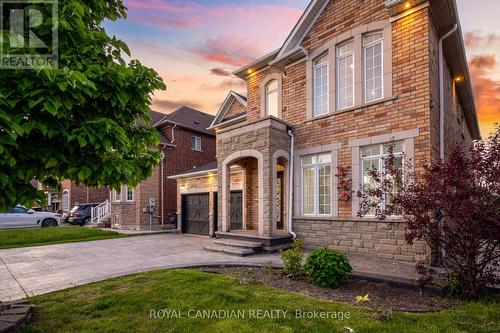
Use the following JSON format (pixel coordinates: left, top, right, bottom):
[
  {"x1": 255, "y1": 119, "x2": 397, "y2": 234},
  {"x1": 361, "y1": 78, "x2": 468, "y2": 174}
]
[{"x1": 104, "y1": 0, "x2": 499, "y2": 137}]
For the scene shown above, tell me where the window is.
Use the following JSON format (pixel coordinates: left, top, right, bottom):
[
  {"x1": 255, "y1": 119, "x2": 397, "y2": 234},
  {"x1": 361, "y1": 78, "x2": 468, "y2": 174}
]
[
  {"x1": 192, "y1": 136, "x2": 202, "y2": 151},
  {"x1": 265, "y1": 80, "x2": 279, "y2": 117},
  {"x1": 126, "y1": 186, "x2": 134, "y2": 202},
  {"x1": 360, "y1": 142, "x2": 403, "y2": 215},
  {"x1": 114, "y1": 188, "x2": 121, "y2": 202},
  {"x1": 301, "y1": 153, "x2": 332, "y2": 215},
  {"x1": 313, "y1": 54, "x2": 329, "y2": 117},
  {"x1": 364, "y1": 32, "x2": 383, "y2": 102},
  {"x1": 337, "y1": 40, "x2": 354, "y2": 110},
  {"x1": 62, "y1": 191, "x2": 69, "y2": 211}
]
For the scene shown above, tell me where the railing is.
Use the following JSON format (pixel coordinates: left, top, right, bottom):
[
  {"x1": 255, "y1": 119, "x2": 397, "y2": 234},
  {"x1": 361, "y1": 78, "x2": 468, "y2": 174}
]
[{"x1": 90, "y1": 200, "x2": 111, "y2": 224}]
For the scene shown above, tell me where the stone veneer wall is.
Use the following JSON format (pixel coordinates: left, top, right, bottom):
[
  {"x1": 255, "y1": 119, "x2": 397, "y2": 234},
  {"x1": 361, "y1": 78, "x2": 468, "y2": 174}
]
[{"x1": 293, "y1": 218, "x2": 428, "y2": 262}]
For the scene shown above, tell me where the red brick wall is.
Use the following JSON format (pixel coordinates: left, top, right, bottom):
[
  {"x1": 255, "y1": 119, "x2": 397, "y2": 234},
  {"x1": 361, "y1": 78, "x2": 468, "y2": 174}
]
[
  {"x1": 64, "y1": 182, "x2": 109, "y2": 210},
  {"x1": 158, "y1": 124, "x2": 217, "y2": 220}
]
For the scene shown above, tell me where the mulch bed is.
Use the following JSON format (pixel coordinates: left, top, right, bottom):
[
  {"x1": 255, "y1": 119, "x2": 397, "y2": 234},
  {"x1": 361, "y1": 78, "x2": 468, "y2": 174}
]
[{"x1": 199, "y1": 267, "x2": 461, "y2": 313}]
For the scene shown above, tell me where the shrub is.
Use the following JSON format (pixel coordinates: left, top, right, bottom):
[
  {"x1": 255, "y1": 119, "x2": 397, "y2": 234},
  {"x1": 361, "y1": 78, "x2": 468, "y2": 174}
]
[
  {"x1": 280, "y1": 239, "x2": 304, "y2": 276},
  {"x1": 358, "y1": 125, "x2": 500, "y2": 299},
  {"x1": 305, "y1": 248, "x2": 352, "y2": 288}
]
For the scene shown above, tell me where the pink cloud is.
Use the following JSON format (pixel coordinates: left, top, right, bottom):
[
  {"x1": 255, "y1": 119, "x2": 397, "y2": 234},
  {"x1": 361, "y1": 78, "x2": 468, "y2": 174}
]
[{"x1": 124, "y1": 0, "x2": 194, "y2": 14}]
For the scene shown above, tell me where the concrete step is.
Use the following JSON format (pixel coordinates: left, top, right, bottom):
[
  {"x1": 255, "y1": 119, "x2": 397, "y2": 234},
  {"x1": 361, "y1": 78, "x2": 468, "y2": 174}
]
[
  {"x1": 204, "y1": 244, "x2": 256, "y2": 257},
  {"x1": 213, "y1": 239, "x2": 263, "y2": 250}
]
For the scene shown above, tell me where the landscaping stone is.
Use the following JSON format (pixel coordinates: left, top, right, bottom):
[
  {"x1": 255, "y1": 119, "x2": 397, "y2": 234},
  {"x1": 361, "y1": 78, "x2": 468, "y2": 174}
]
[{"x1": 0, "y1": 300, "x2": 35, "y2": 333}]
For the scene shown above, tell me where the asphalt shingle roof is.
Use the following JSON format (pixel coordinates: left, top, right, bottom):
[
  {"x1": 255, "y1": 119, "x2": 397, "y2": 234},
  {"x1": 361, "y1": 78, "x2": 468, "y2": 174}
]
[{"x1": 162, "y1": 106, "x2": 215, "y2": 136}]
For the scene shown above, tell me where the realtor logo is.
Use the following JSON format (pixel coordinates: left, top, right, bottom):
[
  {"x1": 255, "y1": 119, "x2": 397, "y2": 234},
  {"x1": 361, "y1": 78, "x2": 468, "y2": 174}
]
[{"x1": 0, "y1": 0, "x2": 58, "y2": 69}]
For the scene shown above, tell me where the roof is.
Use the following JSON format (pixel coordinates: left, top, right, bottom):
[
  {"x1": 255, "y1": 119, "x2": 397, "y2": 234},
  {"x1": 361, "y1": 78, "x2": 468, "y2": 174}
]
[
  {"x1": 209, "y1": 91, "x2": 248, "y2": 129},
  {"x1": 168, "y1": 161, "x2": 218, "y2": 179},
  {"x1": 150, "y1": 110, "x2": 168, "y2": 127},
  {"x1": 158, "y1": 106, "x2": 215, "y2": 136}
]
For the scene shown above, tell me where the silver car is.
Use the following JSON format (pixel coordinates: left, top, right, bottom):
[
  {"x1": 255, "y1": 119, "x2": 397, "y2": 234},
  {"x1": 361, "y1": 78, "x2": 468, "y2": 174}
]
[{"x1": 0, "y1": 205, "x2": 61, "y2": 229}]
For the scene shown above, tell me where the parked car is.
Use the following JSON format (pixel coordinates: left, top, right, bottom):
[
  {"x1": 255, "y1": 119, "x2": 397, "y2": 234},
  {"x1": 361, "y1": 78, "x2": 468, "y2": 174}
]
[
  {"x1": 67, "y1": 204, "x2": 99, "y2": 226},
  {"x1": 0, "y1": 205, "x2": 61, "y2": 229}
]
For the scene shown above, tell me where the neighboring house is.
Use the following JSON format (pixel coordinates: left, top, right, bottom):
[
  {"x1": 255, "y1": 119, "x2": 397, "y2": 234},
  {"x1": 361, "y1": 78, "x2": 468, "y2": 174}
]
[
  {"x1": 60, "y1": 180, "x2": 109, "y2": 212},
  {"x1": 170, "y1": 0, "x2": 480, "y2": 260},
  {"x1": 109, "y1": 107, "x2": 216, "y2": 230}
]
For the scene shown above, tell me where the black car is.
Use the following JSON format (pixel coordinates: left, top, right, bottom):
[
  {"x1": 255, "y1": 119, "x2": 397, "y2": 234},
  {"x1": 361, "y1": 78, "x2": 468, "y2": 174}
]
[{"x1": 67, "y1": 204, "x2": 99, "y2": 226}]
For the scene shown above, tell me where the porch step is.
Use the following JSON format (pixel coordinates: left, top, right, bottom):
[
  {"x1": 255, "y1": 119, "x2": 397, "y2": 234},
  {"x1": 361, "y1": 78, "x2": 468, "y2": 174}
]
[
  {"x1": 204, "y1": 244, "x2": 256, "y2": 257},
  {"x1": 212, "y1": 239, "x2": 263, "y2": 251}
]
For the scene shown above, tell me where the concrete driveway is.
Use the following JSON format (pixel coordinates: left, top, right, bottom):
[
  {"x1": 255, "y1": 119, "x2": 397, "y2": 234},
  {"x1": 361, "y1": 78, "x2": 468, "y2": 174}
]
[{"x1": 0, "y1": 234, "x2": 281, "y2": 301}]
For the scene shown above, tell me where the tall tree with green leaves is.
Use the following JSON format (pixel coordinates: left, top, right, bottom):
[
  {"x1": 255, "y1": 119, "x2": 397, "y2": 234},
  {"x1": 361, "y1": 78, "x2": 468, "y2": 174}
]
[{"x1": 0, "y1": 0, "x2": 166, "y2": 210}]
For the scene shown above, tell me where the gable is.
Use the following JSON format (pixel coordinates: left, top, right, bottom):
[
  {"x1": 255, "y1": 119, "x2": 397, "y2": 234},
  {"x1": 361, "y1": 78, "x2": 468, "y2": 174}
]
[{"x1": 209, "y1": 91, "x2": 247, "y2": 129}]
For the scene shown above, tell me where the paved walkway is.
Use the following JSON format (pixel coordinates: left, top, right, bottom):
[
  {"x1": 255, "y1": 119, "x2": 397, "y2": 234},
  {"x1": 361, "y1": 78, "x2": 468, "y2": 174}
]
[{"x1": 0, "y1": 234, "x2": 417, "y2": 302}]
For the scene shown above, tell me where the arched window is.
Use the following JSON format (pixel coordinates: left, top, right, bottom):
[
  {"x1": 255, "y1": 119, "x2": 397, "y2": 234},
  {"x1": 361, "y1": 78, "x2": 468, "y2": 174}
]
[{"x1": 265, "y1": 80, "x2": 279, "y2": 118}]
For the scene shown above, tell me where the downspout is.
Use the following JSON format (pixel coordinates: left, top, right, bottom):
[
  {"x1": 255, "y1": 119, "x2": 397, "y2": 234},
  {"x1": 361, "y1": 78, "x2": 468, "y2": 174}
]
[
  {"x1": 171, "y1": 124, "x2": 178, "y2": 144},
  {"x1": 160, "y1": 144, "x2": 166, "y2": 228},
  {"x1": 287, "y1": 129, "x2": 297, "y2": 239},
  {"x1": 439, "y1": 24, "x2": 458, "y2": 161}
]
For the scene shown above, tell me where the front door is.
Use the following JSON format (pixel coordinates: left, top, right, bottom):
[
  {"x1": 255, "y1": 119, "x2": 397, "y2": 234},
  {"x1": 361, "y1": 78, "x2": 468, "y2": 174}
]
[
  {"x1": 276, "y1": 171, "x2": 284, "y2": 230},
  {"x1": 230, "y1": 191, "x2": 243, "y2": 230}
]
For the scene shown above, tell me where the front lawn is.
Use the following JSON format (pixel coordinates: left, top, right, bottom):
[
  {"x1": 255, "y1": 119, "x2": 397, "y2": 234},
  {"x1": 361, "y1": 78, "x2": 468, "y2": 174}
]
[
  {"x1": 21, "y1": 269, "x2": 499, "y2": 333},
  {"x1": 0, "y1": 227, "x2": 127, "y2": 250}
]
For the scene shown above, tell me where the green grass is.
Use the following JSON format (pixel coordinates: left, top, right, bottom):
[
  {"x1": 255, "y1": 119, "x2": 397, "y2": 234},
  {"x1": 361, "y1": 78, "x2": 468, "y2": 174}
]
[
  {"x1": 0, "y1": 226, "x2": 127, "y2": 250},
  {"x1": 21, "y1": 269, "x2": 500, "y2": 333}
]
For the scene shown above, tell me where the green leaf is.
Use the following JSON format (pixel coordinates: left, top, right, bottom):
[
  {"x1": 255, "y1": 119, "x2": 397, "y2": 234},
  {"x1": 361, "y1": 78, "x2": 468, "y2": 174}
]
[{"x1": 45, "y1": 157, "x2": 58, "y2": 169}]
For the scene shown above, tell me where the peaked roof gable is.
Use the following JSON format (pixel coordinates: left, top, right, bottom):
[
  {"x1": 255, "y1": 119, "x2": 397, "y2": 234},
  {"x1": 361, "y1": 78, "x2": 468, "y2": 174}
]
[
  {"x1": 209, "y1": 91, "x2": 247, "y2": 129},
  {"x1": 276, "y1": 0, "x2": 330, "y2": 58}
]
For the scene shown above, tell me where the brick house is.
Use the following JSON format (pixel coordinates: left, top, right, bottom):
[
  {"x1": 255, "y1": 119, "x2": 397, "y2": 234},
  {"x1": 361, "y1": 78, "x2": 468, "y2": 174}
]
[
  {"x1": 109, "y1": 107, "x2": 216, "y2": 230},
  {"x1": 171, "y1": 0, "x2": 480, "y2": 260}
]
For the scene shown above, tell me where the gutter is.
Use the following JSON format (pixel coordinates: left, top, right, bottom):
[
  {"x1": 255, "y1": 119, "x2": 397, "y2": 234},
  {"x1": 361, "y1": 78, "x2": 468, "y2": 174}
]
[
  {"x1": 160, "y1": 144, "x2": 166, "y2": 228},
  {"x1": 287, "y1": 129, "x2": 297, "y2": 239},
  {"x1": 439, "y1": 24, "x2": 458, "y2": 161}
]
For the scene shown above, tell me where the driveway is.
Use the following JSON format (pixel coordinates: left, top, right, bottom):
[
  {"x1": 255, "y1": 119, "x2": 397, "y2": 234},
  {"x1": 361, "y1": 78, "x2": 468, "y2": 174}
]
[
  {"x1": 0, "y1": 234, "x2": 281, "y2": 301},
  {"x1": 0, "y1": 233, "x2": 418, "y2": 302}
]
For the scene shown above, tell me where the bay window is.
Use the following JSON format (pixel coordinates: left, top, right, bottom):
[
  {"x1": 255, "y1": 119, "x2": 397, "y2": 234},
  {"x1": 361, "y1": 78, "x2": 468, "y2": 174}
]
[
  {"x1": 301, "y1": 153, "x2": 332, "y2": 215},
  {"x1": 313, "y1": 54, "x2": 329, "y2": 117},
  {"x1": 364, "y1": 32, "x2": 383, "y2": 102},
  {"x1": 337, "y1": 40, "x2": 354, "y2": 110}
]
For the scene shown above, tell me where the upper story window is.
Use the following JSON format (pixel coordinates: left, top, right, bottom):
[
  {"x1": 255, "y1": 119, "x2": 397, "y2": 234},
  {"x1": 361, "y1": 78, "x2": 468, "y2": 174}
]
[
  {"x1": 337, "y1": 40, "x2": 355, "y2": 110},
  {"x1": 313, "y1": 54, "x2": 329, "y2": 117},
  {"x1": 114, "y1": 188, "x2": 121, "y2": 202},
  {"x1": 125, "y1": 186, "x2": 135, "y2": 202},
  {"x1": 192, "y1": 136, "x2": 202, "y2": 151},
  {"x1": 364, "y1": 32, "x2": 384, "y2": 102},
  {"x1": 301, "y1": 153, "x2": 332, "y2": 215},
  {"x1": 265, "y1": 80, "x2": 279, "y2": 118},
  {"x1": 361, "y1": 142, "x2": 403, "y2": 215}
]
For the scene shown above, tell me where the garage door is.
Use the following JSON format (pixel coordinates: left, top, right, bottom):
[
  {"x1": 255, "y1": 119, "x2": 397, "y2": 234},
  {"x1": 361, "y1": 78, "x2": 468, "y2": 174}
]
[{"x1": 182, "y1": 194, "x2": 210, "y2": 235}]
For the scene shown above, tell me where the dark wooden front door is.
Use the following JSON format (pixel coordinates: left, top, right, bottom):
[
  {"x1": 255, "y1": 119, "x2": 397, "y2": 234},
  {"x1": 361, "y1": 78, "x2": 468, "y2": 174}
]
[
  {"x1": 182, "y1": 194, "x2": 210, "y2": 235},
  {"x1": 276, "y1": 171, "x2": 284, "y2": 230},
  {"x1": 230, "y1": 191, "x2": 243, "y2": 230}
]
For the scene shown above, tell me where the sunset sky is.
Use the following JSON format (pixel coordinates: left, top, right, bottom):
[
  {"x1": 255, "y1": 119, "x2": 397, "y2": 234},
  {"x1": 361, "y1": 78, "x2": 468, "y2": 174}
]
[{"x1": 104, "y1": 0, "x2": 499, "y2": 136}]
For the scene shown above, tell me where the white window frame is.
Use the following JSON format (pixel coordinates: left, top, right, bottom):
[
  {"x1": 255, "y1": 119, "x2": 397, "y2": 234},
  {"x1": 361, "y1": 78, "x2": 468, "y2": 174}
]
[
  {"x1": 336, "y1": 40, "x2": 355, "y2": 110},
  {"x1": 363, "y1": 32, "x2": 384, "y2": 103},
  {"x1": 360, "y1": 142, "x2": 404, "y2": 216},
  {"x1": 113, "y1": 188, "x2": 121, "y2": 202},
  {"x1": 301, "y1": 154, "x2": 332, "y2": 216},
  {"x1": 313, "y1": 54, "x2": 329, "y2": 117},
  {"x1": 192, "y1": 136, "x2": 202, "y2": 151},
  {"x1": 265, "y1": 79, "x2": 279, "y2": 118},
  {"x1": 125, "y1": 186, "x2": 135, "y2": 202}
]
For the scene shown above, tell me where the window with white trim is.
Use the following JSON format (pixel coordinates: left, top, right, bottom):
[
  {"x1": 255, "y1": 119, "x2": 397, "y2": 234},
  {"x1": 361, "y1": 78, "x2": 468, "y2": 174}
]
[
  {"x1": 126, "y1": 186, "x2": 135, "y2": 202},
  {"x1": 192, "y1": 136, "x2": 202, "y2": 151},
  {"x1": 337, "y1": 40, "x2": 354, "y2": 110},
  {"x1": 265, "y1": 80, "x2": 279, "y2": 118},
  {"x1": 313, "y1": 54, "x2": 329, "y2": 117},
  {"x1": 364, "y1": 32, "x2": 383, "y2": 102},
  {"x1": 361, "y1": 142, "x2": 403, "y2": 215},
  {"x1": 301, "y1": 153, "x2": 332, "y2": 215},
  {"x1": 114, "y1": 188, "x2": 121, "y2": 202}
]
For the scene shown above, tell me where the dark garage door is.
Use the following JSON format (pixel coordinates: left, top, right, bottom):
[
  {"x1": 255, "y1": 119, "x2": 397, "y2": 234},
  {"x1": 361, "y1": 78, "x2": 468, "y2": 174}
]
[{"x1": 182, "y1": 194, "x2": 210, "y2": 236}]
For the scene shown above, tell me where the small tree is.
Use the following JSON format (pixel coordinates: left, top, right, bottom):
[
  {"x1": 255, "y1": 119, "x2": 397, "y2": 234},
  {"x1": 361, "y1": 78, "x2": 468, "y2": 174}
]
[{"x1": 358, "y1": 126, "x2": 500, "y2": 299}]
